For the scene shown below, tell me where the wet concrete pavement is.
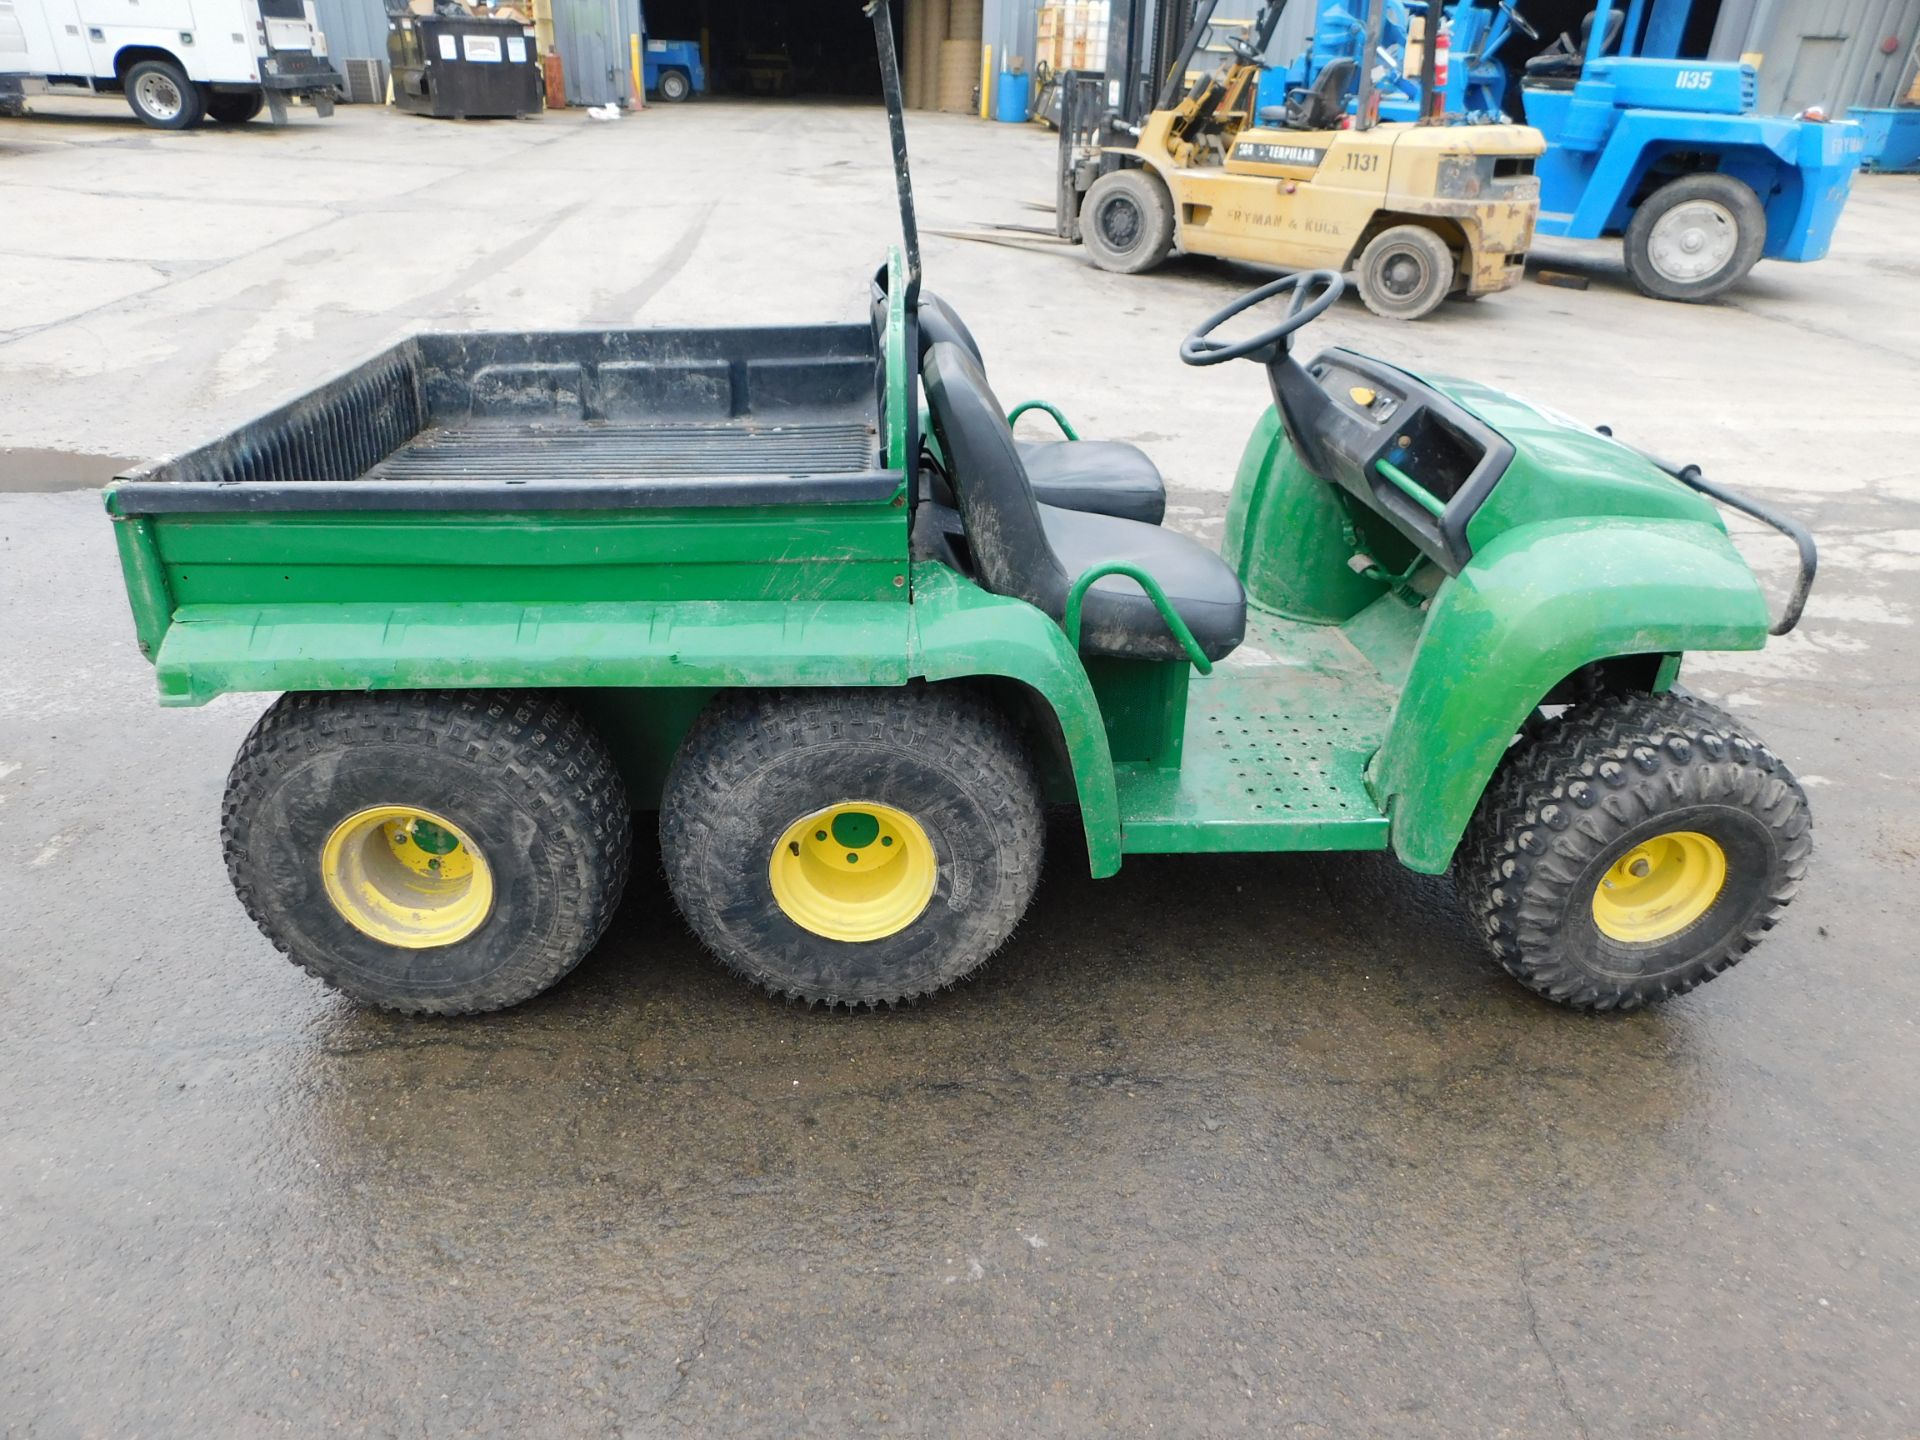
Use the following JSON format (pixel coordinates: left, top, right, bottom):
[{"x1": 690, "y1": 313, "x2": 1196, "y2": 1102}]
[{"x1": 5, "y1": 96, "x2": 1920, "y2": 1436}]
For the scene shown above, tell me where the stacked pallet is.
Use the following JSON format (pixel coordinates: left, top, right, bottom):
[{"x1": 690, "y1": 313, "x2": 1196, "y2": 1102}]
[{"x1": 1034, "y1": 1, "x2": 1109, "y2": 72}]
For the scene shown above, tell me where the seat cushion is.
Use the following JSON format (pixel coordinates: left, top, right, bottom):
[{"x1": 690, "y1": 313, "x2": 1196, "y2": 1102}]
[
  {"x1": 1038, "y1": 504, "x2": 1246, "y2": 663},
  {"x1": 1018, "y1": 439, "x2": 1167, "y2": 525}
]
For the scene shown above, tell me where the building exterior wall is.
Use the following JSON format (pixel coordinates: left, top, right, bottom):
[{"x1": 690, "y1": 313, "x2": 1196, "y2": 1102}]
[
  {"x1": 310, "y1": 0, "x2": 390, "y2": 63},
  {"x1": 1710, "y1": 0, "x2": 1920, "y2": 113},
  {"x1": 551, "y1": 0, "x2": 638, "y2": 105}
]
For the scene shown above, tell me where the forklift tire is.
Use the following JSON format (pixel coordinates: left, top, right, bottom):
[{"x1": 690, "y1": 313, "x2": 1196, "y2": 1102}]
[
  {"x1": 660, "y1": 686, "x2": 1045, "y2": 1007},
  {"x1": 206, "y1": 89, "x2": 266, "y2": 124},
  {"x1": 1624, "y1": 173, "x2": 1767, "y2": 303},
  {"x1": 1081, "y1": 168, "x2": 1175, "y2": 275},
  {"x1": 1354, "y1": 225, "x2": 1455, "y2": 321},
  {"x1": 1458, "y1": 691, "x2": 1811, "y2": 1012},
  {"x1": 657, "y1": 69, "x2": 692, "y2": 102},
  {"x1": 222, "y1": 690, "x2": 632, "y2": 1015},
  {"x1": 124, "y1": 59, "x2": 205, "y2": 130}
]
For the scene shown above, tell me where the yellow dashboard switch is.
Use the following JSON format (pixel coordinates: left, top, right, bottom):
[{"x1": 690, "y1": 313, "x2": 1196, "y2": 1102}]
[{"x1": 1349, "y1": 386, "x2": 1377, "y2": 407}]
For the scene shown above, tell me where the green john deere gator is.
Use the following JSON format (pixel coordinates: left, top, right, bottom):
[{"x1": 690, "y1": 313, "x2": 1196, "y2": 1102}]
[{"x1": 104, "y1": 4, "x2": 1814, "y2": 1017}]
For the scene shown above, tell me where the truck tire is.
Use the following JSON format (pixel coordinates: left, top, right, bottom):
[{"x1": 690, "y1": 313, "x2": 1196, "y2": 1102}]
[
  {"x1": 206, "y1": 88, "x2": 265, "y2": 124},
  {"x1": 222, "y1": 690, "x2": 632, "y2": 1015},
  {"x1": 661, "y1": 686, "x2": 1045, "y2": 1007},
  {"x1": 1355, "y1": 224, "x2": 1455, "y2": 321},
  {"x1": 1081, "y1": 168, "x2": 1175, "y2": 275},
  {"x1": 1624, "y1": 173, "x2": 1767, "y2": 302},
  {"x1": 657, "y1": 68, "x2": 692, "y2": 102},
  {"x1": 124, "y1": 58, "x2": 205, "y2": 130},
  {"x1": 1457, "y1": 691, "x2": 1811, "y2": 1012}
]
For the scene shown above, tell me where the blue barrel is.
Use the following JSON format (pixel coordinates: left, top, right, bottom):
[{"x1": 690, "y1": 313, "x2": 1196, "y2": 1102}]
[{"x1": 995, "y1": 71, "x2": 1032, "y2": 123}]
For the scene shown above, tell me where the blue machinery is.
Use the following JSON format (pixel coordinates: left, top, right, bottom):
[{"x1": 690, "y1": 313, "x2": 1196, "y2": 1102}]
[{"x1": 1259, "y1": 0, "x2": 1865, "y2": 299}]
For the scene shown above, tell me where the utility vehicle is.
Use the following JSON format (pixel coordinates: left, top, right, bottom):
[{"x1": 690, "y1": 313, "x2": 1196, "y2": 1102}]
[
  {"x1": 1055, "y1": 0, "x2": 1544, "y2": 319},
  {"x1": 0, "y1": 0, "x2": 339, "y2": 128},
  {"x1": 105, "y1": 1, "x2": 1814, "y2": 1017}
]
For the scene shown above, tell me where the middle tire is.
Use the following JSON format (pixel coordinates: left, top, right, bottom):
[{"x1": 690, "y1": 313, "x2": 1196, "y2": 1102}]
[{"x1": 661, "y1": 687, "x2": 1045, "y2": 1006}]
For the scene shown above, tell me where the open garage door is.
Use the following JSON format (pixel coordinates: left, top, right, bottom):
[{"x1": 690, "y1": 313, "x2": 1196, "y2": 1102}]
[{"x1": 641, "y1": 0, "x2": 938, "y2": 101}]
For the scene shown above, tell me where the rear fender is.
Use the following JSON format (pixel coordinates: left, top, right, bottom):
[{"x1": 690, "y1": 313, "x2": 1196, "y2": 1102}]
[
  {"x1": 910, "y1": 563, "x2": 1123, "y2": 877},
  {"x1": 1372, "y1": 519, "x2": 1770, "y2": 874}
]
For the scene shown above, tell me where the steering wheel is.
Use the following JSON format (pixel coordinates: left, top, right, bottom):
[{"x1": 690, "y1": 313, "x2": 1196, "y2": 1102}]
[
  {"x1": 1500, "y1": 2, "x2": 1540, "y2": 41},
  {"x1": 1179, "y1": 271, "x2": 1345, "y2": 366},
  {"x1": 1227, "y1": 33, "x2": 1263, "y2": 64}
]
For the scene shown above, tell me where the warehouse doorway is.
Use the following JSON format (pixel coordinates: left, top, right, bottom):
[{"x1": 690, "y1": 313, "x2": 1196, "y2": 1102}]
[{"x1": 639, "y1": 0, "x2": 925, "y2": 100}]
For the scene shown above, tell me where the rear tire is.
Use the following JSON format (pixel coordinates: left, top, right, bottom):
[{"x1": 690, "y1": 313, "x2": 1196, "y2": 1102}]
[
  {"x1": 1623, "y1": 173, "x2": 1766, "y2": 302},
  {"x1": 661, "y1": 687, "x2": 1045, "y2": 1007},
  {"x1": 1355, "y1": 224, "x2": 1455, "y2": 320},
  {"x1": 1081, "y1": 167, "x2": 1175, "y2": 275},
  {"x1": 1457, "y1": 691, "x2": 1811, "y2": 1012},
  {"x1": 124, "y1": 58, "x2": 205, "y2": 130},
  {"x1": 657, "y1": 68, "x2": 692, "y2": 102},
  {"x1": 222, "y1": 690, "x2": 632, "y2": 1015},
  {"x1": 206, "y1": 88, "x2": 265, "y2": 124}
]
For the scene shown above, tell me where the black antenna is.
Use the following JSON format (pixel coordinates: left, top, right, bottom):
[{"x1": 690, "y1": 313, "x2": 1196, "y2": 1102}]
[{"x1": 865, "y1": 0, "x2": 922, "y2": 308}]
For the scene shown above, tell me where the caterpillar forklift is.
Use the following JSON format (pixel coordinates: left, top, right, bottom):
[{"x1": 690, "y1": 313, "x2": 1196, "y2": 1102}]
[
  {"x1": 104, "y1": 1, "x2": 1815, "y2": 1019},
  {"x1": 1057, "y1": 0, "x2": 1546, "y2": 318}
]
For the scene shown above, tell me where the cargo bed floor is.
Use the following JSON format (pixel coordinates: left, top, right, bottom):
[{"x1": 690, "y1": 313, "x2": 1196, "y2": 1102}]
[{"x1": 361, "y1": 419, "x2": 879, "y2": 483}]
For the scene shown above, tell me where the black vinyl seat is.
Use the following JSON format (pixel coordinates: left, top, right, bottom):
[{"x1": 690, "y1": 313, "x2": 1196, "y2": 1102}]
[
  {"x1": 1523, "y1": 10, "x2": 1625, "y2": 84},
  {"x1": 923, "y1": 341, "x2": 1245, "y2": 665},
  {"x1": 917, "y1": 293, "x2": 1168, "y2": 526},
  {"x1": 1256, "y1": 57, "x2": 1356, "y2": 131}
]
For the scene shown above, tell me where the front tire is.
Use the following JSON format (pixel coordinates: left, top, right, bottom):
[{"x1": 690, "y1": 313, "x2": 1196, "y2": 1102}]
[
  {"x1": 1354, "y1": 224, "x2": 1456, "y2": 320},
  {"x1": 1624, "y1": 173, "x2": 1766, "y2": 302},
  {"x1": 657, "y1": 68, "x2": 692, "y2": 102},
  {"x1": 1458, "y1": 692, "x2": 1811, "y2": 1011},
  {"x1": 1081, "y1": 168, "x2": 1175, "y2": 275},
  {"x1": 222, "y1": 690, "x2": 632, "y2": 1015},
  {"x1": 124, "y1": 59, "x2": 205, "y2": 129},
  {"x1": 661, "y1": 687, "x2": 1045, "y2": 1007}
]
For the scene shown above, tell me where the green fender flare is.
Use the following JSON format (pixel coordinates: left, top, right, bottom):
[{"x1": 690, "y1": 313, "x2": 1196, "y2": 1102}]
[
  {"x1": 909, "y1": 564, "x2": 1123, "y2": 878},
  {"x1": 1373, "y1": 518, "x2": 1772, "y2": 874}
]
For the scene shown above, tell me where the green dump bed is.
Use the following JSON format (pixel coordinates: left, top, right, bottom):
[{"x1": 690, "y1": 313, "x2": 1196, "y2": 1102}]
[{"x1": 106, "y1": 317, "x2": 915, "y2": 705}]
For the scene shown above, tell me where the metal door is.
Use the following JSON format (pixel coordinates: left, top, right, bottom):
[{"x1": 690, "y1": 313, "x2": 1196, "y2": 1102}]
[{"x1": 552, "y1": 0, "x2": 637, "y2": 105}]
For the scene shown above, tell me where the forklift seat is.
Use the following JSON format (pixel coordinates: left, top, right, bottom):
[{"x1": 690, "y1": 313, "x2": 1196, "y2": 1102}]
[
  {"x1": 1523, "y1": 10, "x2": 1625, "y2": 84},
  {"x1": 917, "y1": 293, "x2": 1168, "y2": 525},
  {"x1": 1258, "y1": 57, "x2": 1356, "y2": 132},
  {"x1": 923, "y1": 341, "x2": 1245, "y2": 665}
]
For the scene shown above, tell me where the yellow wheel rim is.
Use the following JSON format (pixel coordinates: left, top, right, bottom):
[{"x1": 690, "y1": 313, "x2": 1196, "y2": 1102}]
[
  {"x1": 768, "y1": 801, "x2": 936, "y2": 942},
  {"x1": 1591, "y1": 830, "x2": 1727, "y2": 943},
  {"x1": 320, "y1": 805, "x2": 494, "y2": 949}
]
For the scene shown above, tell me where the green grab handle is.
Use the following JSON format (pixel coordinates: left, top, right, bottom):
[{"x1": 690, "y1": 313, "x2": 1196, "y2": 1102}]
[
  {"x1": 1373, "y1": 458, "x2": 1447, "y2": 519},
  {"x1": 1007, "y1": 401, "x2": 1080, "y2": 442},
  {"x1": 1062, "y1": 561, "x2": 1213, "y2": 675}
]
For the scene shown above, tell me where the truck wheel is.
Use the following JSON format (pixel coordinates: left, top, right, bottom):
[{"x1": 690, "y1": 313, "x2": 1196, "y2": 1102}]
[
  {"x1": 1355, "y1": 225, "x2": 1455, "y2": 321},
  {"x1": 1458, "y1": 692, "x2": 1811, "y2": 1012},
  {"x1": 1624, "y1": 174, "x2": 1766, "y2": 302},
  {"x1": 222, "y1": 690, "x2": 631, "y2": 1015},
  {"x1": 124, "y1": 59, "x2": 205, "y2": 130},
  {"x1": 1081, "y1": 168, "x2": 1175, "y2": 275},
  {"x1": 206, "y1": 88, "x2": 265, "y2": 124},
  {"x1": 661, "y1": 687, "x2": 1045, "y2": 1007},
  {"x1": 658, "y1": 68, "x2": 692, "y2": 102}
]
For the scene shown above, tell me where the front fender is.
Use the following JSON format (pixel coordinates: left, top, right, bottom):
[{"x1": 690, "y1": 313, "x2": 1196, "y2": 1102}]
[{"x1": 1372, "y1": 518, "x2": 1770, "y2": 874}]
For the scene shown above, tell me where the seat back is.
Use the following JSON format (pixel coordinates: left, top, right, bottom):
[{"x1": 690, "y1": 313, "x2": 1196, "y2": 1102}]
[
  {"x1": 922, "y1": 342, "x2": 1066, "y2": 608},
  {"x1": 916, "y1": 294, "x2": 985, "y2": 366},
  {"x1": 1283, "y1": 58, "x2": 1355, "y2": 131}
]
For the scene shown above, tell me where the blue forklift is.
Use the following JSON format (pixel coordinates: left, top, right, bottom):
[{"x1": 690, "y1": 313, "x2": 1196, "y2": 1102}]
[
  {"x1": 1265, "y1": 0, "x2": 1867, "y2": 301},
  {"x1": 642, "y1": 37, "x2": 705, "y2": 102}
]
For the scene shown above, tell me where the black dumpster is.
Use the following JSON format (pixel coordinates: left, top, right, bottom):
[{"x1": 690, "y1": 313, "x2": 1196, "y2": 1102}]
[{"x1": 389, "y1": 13, "x2": 543, "y2": 119}]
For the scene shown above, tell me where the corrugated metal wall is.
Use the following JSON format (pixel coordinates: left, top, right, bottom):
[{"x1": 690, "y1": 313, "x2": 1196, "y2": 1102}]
[
  {"x1": 981, "y1": 0, "x2": 1309, "y2": 101},
  {"x1": 551, "y1": 0, "x2": 640, "y2": 105},
  {"x1": 1710, "y1": 0, "x2": 1920, "y2": 112},
  {"x1": 310, "y1": 0, "x2": 391, "y2": 62}
]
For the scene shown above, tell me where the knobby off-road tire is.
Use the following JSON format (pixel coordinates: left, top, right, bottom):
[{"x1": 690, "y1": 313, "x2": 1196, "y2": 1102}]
[
  {"x1": 1457, "y1": 691, "x2": 1811, "y2": 1011},
  {"x1": 660, "y1": 687, "x2": 1045, "y2": 1007},
  {"x1": 223, "y1": 690, "x2": 631, "y2": 1015}
]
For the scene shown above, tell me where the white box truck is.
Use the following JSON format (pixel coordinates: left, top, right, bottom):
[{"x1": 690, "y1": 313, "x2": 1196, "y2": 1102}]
[{"x1": 0, "y1": 0, "x2": 342, "y2": 127}]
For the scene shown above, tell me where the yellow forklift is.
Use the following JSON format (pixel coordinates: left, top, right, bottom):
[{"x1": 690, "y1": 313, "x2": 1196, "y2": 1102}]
[{"x1": 1057, "y1": 0, "x2": 1545, "y2": 319}]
